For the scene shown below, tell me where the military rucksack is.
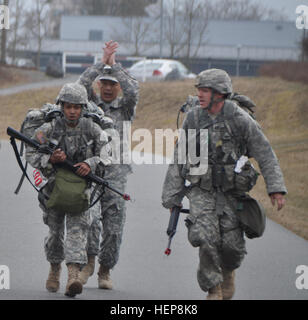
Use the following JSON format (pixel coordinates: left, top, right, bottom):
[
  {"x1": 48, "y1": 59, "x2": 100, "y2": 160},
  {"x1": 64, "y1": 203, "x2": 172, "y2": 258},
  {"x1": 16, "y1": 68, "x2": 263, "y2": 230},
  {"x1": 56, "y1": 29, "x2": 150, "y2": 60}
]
[
  {"x1": 177, "y1": 93, "x2": 256, "y2": 128},
  {"x1": 15, "y1": 102, "x2": 113, "y2": 194},
  {"x1": 20, "y1": 103, "x2": 62, "y2": 141},
  {"x1": 13, "y1": 103, "x2": 62, "y2": 194}
]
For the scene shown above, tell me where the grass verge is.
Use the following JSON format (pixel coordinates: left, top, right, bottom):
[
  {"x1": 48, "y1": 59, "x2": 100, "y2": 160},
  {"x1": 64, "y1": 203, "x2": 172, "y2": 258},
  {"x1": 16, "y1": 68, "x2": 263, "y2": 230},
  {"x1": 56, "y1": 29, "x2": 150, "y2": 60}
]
[{"x1": 0, "y1": 77, "x2": 307, "y2": 240}]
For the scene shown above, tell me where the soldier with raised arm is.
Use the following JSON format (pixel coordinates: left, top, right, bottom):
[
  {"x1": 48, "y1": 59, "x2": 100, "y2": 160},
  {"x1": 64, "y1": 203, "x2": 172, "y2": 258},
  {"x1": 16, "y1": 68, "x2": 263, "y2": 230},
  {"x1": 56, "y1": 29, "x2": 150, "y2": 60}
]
[{"x1": 77, "y1": 41, "x2": 139, "y2": 289}]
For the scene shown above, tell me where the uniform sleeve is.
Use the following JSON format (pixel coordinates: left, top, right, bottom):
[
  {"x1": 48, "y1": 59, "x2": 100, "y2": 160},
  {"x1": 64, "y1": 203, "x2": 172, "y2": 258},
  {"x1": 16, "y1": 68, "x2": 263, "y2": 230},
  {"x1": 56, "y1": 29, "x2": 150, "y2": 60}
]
[
  {"x1": 112, "y1": 63, "x2": 139, "y2": 120},
  {"x1": 162, "y1": 116, "x2": 191, "y2": 208},
  {"x1": 83, "y1": 123, "x2": 112, "y2": 171},
  {"x1": 77, "y1": 62, "x2": 106, "y2": 97},
  {"x1": 239, "y1": 112, "x2": 287, "y2": 195},
  {"x1": 25, "y1": 122, "x2": 53, "y2": 171},
  {"x1": 162, "y1": 143, "x2": 187, "y2": 209}
]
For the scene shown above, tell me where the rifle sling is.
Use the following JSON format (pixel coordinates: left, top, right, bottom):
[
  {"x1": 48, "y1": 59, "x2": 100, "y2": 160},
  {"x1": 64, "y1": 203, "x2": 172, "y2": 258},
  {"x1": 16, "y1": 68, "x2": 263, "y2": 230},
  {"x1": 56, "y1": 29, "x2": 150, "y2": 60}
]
[
  {"x1": 10, "y1": 137, "x2": 39, "y2": 194},
  {"x1": 88, "y1": 184, "x2": 106, "y2": 209},
  {"x1": 14, "y1": 161, "x2": 28, "y2": 195}
]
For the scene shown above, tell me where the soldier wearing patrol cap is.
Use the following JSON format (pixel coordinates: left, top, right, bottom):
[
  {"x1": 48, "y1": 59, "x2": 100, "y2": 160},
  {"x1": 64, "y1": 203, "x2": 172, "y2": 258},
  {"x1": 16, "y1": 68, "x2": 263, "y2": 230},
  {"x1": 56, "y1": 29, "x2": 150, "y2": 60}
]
[
  {"x1": 77, "y1": 41, "x2": 139, "y2": 289},
  {"x1": 162, "y1": 68, "x2": 287, "y2": 300}
]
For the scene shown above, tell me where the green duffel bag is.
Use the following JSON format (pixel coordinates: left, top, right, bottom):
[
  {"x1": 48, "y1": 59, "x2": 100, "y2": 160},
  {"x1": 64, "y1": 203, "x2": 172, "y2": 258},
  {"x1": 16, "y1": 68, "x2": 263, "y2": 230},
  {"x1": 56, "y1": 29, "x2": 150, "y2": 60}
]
[
  {"x1": 236, "y1": 194, "x2": 266, "y2": 239},
  {"x1": 46, "y1": 167, "x2": 89, "y2": 214}
]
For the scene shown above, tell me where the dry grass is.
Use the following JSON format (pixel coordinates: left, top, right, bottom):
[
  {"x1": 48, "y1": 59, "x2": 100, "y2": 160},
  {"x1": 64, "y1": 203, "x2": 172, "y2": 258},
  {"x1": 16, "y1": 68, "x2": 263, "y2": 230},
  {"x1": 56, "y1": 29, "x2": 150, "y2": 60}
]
[
  {"x1": 0, "y1": 65, "x2": 30, "y2": 88},
  {"x1": 0, "y1": 65, "x2": 52, "y2": 89},
  {"x1": 259, "y1": 61, "x2": 308, "y2": 84},
  {"x1": 1, "y1": 77, "x2": 307, "y2": 240},
  {"x1": 135, "y1": 77, "x2": 308, "y2": 240},
  {"x1": 0, "y1": 87, "x2": 61, "y2": 137}
]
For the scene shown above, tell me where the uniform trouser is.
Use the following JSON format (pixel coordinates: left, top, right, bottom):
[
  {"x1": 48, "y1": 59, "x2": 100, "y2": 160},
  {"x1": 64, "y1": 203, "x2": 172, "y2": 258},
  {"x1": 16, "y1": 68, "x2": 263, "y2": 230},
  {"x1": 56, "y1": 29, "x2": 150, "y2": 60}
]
[
  {"x1": 85, "y1": 193, "x2": 102, "y2": 256},
  {"x1": 85, "y1": 165, "x2": 129, "y2": 269},
  {"x1": 186, "y1": 186, "x2": 247, "y2": 292},
  {"x1": 98, "y1": 174, "x2": 127, "y2": 269},
  {"x1": 42, "y1": 207, "x2": 91, "y2": 265}
]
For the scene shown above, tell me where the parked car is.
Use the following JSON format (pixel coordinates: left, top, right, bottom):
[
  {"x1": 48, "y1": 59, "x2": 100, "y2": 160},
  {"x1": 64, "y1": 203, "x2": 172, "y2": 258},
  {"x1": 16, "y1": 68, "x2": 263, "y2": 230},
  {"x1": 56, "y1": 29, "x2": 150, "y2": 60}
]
[{"x1": 128, "y1": 59, "x2": 196, "y2": 82}]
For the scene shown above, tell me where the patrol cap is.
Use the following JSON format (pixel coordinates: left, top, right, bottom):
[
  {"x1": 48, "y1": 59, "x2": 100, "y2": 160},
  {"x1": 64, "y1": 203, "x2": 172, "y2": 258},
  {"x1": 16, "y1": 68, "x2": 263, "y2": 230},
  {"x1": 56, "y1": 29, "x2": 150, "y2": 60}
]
[
  {"x1": 99, "y1": 65, "x2": 119, "y2": 83},
  {"x1": 98, "y1": 75, "x2": 119, "y2": 83},
  {"x1": 195, "y1": 68, "x2": 232, "y2": 95}
]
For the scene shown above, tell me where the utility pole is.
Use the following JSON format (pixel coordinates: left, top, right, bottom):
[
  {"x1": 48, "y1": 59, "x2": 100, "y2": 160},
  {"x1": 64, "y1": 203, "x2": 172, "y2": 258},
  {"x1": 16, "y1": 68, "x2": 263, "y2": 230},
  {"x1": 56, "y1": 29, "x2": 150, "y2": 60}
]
[
  {"x1": 0, "y1": 0, "x2": 10, "y2": 64},
  {"x1": 159, "y1": 0, "x2": 163, "y2": 58},
  {"x1": 236, "y1": 44, "x2": 241, "y2": 77},
  {"x1": 302, "y1": 15, "x2": 306, "y2": 62}
]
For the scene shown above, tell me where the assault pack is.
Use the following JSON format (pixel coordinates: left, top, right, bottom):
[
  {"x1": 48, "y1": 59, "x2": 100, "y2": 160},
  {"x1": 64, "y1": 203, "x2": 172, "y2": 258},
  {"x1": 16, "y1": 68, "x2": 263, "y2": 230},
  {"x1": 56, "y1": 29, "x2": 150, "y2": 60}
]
[
  {"x1": 177, "y1": 93, "x2": 256, "y2": 128},
  {"x1": 14, "y1": 101, "x2": 114, "y2": 195}
]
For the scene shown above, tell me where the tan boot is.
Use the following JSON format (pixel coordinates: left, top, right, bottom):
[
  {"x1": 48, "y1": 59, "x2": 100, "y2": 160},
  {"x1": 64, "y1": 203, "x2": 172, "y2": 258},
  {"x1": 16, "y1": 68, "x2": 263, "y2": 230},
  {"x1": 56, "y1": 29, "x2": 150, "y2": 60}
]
[
  {"x1": 65, "y1": 263, "x2": 83, "y2": 297},
  {"x1": 46, "y1": 263, "x2": 61, "y2": 292},
  {"x1": 79, "y1": 255, "x2": 95, "y2": 285},
  {"x1": 221, "y1": 270, "x2": 235, "y2": 300},
  {"x1": 206, "y1": 284, "x2": 223, "y2": 300},
  {"x1": 98, "y1": 265, "x2": 113, "y2": 290}
]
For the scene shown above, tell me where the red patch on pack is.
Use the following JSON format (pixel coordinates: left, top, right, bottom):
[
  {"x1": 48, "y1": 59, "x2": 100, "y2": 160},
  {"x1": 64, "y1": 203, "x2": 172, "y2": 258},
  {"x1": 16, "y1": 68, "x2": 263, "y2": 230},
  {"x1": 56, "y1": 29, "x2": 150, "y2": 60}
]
[{"x1": 36, "y1": 131, "x2": 46, "y2": 144}]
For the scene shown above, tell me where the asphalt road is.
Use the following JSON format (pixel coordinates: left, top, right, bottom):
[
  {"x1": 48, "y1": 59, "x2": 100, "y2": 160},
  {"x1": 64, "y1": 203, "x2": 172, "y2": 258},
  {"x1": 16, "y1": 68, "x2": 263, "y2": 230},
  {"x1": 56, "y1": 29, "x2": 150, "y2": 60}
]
[
  {"x1": 0, "y1": 140, "x2": 307, "y2": 300},
  {"x1": 0, "y1": 75, "x2": 78, "y2": 96}
]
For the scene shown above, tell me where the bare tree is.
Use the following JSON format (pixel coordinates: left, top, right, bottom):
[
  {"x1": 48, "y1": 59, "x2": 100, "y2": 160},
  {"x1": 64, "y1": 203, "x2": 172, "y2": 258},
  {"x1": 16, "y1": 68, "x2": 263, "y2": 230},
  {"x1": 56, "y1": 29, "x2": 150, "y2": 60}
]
[
  {"x1": 163, "y1": 0, "x2": 286, "y2": 61},
  {"x1": 207, "y1": 0, "x2": 287, "y2": 21},
  {"x1": 164, "y1": 0, "x2": 186, "y2": 58},
  {"x1": 301, "y1": 33, "x2": 308, "y2": 62},
  {"x1": 8, "y1": 0, "x2": 24, "y2": 64},
  {"x1": 24, "y1": 0, "x2": 52, "y2": 69},
  {"x1": 76, "y1": 0, "x2": 156, "y2": 17},
  {"x1": 164, "y1": 0, "x2": 208, "y2": 60},
  {"x1": 112, "y1": 16, "x2": 157, "y2": 56},
  {"x1": 0, "y1": 0, "x2": 9, "y2": 64}
]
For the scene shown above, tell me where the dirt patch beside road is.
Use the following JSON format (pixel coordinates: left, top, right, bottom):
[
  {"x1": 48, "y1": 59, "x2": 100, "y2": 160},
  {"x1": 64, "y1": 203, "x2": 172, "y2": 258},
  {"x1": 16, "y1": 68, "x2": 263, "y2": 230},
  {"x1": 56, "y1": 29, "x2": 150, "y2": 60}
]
[{"x1": 0, "y1": 65, "x2": 58, "y2": 89}]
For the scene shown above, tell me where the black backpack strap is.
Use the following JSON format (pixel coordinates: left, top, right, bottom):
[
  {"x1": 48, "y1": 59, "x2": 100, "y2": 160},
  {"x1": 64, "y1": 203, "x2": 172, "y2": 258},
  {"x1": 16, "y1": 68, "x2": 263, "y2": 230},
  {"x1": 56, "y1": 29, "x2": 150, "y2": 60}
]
[
  {"x1": 9, "y1": 137, "x2": 39, "y2": 193},
  {"x1": 223, "y1": 101, "x2": 247, "y2": 156},
  {"x1": 14, "y1": 161, "x2": 28, "y2": 194},
  {"x1": 13, "y1": 120, "x2": 29, "y2": 194}
]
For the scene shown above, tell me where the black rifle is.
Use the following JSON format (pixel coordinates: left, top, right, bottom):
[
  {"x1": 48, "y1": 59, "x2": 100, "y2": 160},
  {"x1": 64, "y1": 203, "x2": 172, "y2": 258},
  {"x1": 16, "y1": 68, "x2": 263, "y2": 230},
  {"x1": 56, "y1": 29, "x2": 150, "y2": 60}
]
[
  {"x1": 7, "y1": 126, "x2": 131, "y2": 201},
  {"x1": 165, "y1": 206, "x2": 189, "y2": 256}
]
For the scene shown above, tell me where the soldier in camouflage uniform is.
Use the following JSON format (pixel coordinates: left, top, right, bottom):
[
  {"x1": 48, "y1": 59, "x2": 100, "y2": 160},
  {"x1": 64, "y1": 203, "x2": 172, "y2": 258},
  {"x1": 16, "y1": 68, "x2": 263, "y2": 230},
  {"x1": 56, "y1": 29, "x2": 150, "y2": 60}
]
[
  {"x1": 26, "y1": 83, "x2": 111, "y2": 297},
  {"x1": 77, "y1": 41, "x2": 139, "y2": 289},
  {"x1": 162, "y1": 69, "x2": 287, "y2": 300}
]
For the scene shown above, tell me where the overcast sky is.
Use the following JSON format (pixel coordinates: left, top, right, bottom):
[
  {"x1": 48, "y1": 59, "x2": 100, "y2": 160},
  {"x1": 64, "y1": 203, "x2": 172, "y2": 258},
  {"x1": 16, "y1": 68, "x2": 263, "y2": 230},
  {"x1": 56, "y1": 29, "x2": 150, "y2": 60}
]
[
  {"x1": 17, "y1": 0, "x2": 308, "y2": 21},
  {"x1": 254, "y1": 0, "x2": 308, "y2": 20}
]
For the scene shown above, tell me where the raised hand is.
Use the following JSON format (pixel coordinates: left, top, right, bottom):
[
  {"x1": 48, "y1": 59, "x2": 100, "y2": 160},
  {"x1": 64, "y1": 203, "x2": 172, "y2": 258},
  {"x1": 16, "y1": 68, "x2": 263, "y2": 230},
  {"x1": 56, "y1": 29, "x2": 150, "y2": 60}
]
[{"x1": 102, "y1": 40, "x2": 119, "y2": 65}]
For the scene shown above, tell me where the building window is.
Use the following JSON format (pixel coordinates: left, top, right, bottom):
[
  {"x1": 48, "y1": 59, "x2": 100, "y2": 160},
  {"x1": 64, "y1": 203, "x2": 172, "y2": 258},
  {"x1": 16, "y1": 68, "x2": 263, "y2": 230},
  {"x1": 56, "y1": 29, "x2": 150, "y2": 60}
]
[{"x1": 89, "y1": 30, "x2": 103, "y2": 41}]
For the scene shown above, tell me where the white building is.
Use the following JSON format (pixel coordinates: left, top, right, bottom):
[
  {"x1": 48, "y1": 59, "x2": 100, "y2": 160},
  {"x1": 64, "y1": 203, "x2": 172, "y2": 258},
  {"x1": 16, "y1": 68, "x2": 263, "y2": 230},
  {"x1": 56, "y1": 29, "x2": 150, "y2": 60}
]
[{"x1": 48, "y1": 16, "x2": 302, "y2": 61}]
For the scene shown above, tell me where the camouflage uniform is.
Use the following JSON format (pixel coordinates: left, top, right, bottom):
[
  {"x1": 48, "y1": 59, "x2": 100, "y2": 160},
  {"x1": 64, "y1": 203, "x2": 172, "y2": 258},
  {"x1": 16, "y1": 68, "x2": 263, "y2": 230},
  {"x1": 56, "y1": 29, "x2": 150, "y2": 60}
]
[
  {"x1": 83, "y1": 101, "x2": 114, "y2": 258},
  {"x1": 162, "y1": 69, "x2": 287, "y2": 292},
  {"x1": 26, "y1": 109, "x2": 110, "y2": 266},
  {"x1": 78, "y1": 62, "x2": 139, "y2": 269}
]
